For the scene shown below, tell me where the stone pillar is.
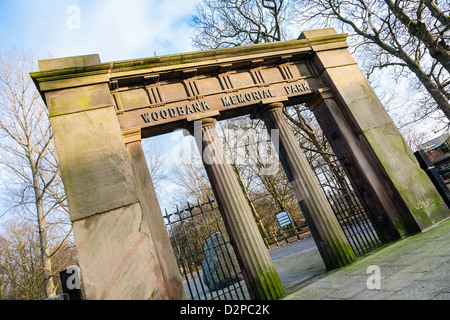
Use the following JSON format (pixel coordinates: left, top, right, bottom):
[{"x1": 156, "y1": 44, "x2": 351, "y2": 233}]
[
  {"x1": 254, "y1": 101, "x2": 356, "y2": 270},
  {"x1": 40, "y1": 55, "x2": 173, "y2": 300},
  {"x1": 300, "y1": 28, "x2": 450, "y2": 231},
  {"x1": 307, "y1": 89, "x2": 405, "y2": 242},
  {"x1": 123, "y1": 128, "x2": 186, "y2": 300},
  {"x1": 188, "y1": 117, "x2": 284, "y2": 300}
]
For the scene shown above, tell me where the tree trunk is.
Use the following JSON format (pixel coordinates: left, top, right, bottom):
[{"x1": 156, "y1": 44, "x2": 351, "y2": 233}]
[
  {"x1": 384, "y1": 0, "x2": 450, "y2": 74},
  {"x1": 31, "y1": 161, "x2": 55, "y2": 298},
  {"x1": 424, "y1": 0, "x2": 450, "y2": 29}
]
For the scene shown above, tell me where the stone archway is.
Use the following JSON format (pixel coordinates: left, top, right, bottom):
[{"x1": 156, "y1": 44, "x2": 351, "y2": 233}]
[{"x1": 31, "y1": 28, "x2": 449, "y2": 300}]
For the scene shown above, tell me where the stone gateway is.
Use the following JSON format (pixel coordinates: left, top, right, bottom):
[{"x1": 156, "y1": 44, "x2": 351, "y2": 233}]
[{"x1": 30, "y1": 28, "x2": 449, "y2": 300}]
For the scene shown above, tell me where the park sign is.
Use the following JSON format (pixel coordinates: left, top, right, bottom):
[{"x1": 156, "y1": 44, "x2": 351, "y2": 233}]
[{"x1": 276, "y1": 211, "x2": 294, "y2": 229}]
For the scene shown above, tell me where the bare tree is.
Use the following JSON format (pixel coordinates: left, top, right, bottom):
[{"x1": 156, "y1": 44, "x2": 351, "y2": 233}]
[
  {"x1": 191, "y1": 0, "x2": 289, "y2": 49},
  {"x1": 141, "y1": 139, "x2": 167, "y2": 192},
  {"x1": 0, "y1": 220, "x2": 45, "y2": 300},
  {"x1": 169, "y1": 144, "x2": 215, "y2": 204},
  {"x1": 292, "y1": 0, "x2": 450, "y2": 125},
  {"x1": 0, "y1": 218, "x2": 76, "y2": 300},
  {"x1": 0, "y1": 49, "x2": 70, "y2": 298}
]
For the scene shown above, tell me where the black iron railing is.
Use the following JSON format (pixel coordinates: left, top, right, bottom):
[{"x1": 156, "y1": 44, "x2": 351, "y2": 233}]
[
  {"x1": 164, "y1": 198, "x2": 249, "y2": 300},
  {"x1": 312, "y1": 157, "x2": 383, "y2": 256}
]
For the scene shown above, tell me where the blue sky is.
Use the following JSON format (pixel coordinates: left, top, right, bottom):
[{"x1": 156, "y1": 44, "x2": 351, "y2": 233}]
[{"x1": 0, "y1": 0, "x2": 198, "y2": 62}]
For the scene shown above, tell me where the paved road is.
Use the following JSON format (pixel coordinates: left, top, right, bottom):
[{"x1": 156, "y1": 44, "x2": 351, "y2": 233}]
[
  {"x1": 285, "y1": 219, "x2": 450, "y2": 300},
  {"x1": 269, "y1": 237, "x2": 317, "y2": 260}
]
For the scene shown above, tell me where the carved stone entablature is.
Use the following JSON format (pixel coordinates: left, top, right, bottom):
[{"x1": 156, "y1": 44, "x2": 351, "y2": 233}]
[
  {"x1": 279, "y1": 65, "x2": 295, "y2": 82},
  {"x1": 109, "y1": 80, "x2": 119, "y2": 91},
  {"x1": 280, "y1": 55, "x2": 293, "y2": 64},
  {"x1": 251, "y1": 59, "x2": 264, "y2": 68},
  {"x1": 144, "y1": 74, "x2": 160, "y2": 86},
  {"x1": 217, "y1": 64, "x2": 232, "y2": 74},
  {"x1": 182, "y1": 69, "x2": 198, "y2": 79}
]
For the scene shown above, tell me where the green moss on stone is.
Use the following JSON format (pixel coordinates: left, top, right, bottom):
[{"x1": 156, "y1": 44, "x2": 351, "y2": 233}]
[
  {"x1": 257, "y1": 265, "x2": 285, "y2": 300},
  {"x1": 363, "y1": 127, "x2": 448, "y2": 230}
]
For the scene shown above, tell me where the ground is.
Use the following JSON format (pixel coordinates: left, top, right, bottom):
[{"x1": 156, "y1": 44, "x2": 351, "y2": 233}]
[{"x1": 283, "y1": 219, "x2": 450, "y2": 300}]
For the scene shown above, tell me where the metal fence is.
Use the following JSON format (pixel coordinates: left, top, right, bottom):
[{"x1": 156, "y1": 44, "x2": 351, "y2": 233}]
[
  {"x1": 163, "y1": 198, "x2": 249, "y2": 300},
  {"x1": 312, "y1": 157, "x2": 383, "y2": 256},
  {"x1": 264, "y1": 224, "x2": 311, "y2": 248}
]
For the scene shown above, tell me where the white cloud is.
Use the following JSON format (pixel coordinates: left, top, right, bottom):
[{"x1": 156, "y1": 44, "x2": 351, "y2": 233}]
[
  {"x1": 2, "y1": 0, "x2": 198, "y2": 63},
  {"x1": 55, "y1": 0, "x2": 198, "y2": 62}
]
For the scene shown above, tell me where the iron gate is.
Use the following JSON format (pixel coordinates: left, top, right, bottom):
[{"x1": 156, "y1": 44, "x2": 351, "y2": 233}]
[
  {"x1": 312, "y1": 156, "x2": 383, "y2": 256},
  {"x1": 163, "y1": 198, "x2": 249, "y2": 300}
]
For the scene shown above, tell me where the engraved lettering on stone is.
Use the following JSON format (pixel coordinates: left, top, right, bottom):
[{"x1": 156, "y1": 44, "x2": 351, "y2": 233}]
[
  {"x1": 141, "y1": 113, "x2": 151, "y2": 123},
  {"x1": 284, "y1": 82, "x2": 310, "y2": 95},
  {"x1": 221, "y1": 89, "x2": 274, "y2": 107},
  {"x1": 140, "y1": 100, "x2": 212, "y2": 124}
]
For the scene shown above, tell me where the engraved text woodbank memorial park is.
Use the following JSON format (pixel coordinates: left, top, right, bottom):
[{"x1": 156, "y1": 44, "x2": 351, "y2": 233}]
[{"x1": 30, "y1": 28, "x2": 449, "y2": 300}]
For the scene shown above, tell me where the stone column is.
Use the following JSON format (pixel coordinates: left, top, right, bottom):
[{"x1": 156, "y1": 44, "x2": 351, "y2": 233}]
[
  {"x1": 188, "y1": 117, "x2": 284, "y2": 300},
  {"x1": 254, "y1": 101, "x2": 355, "y2": 270},
  {"x1": 300, "y1": 28, "x2": 450, "y2": 231},
  {"x1": 39, "y1": 55, "x2": 172, "y2": 300},
  {"x1": 307, "y1": 89, "x2": 405, "y2": 242},
  {"x1": 123, "y1": 128, "x2": 186, "y2": 300}
]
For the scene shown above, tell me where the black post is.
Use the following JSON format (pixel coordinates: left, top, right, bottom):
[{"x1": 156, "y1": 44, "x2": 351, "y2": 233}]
[
  {"x1": 59, "y1": 267, "x2": 83, "y2": 300},
  {"x1": 414, "y1": 150, "x2": 450, "y2": 209}
]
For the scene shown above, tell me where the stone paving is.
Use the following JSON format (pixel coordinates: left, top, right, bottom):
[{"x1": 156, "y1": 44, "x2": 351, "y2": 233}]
[{"x1": 284, "y1": 219, "x2": 450, "y2": 300}]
